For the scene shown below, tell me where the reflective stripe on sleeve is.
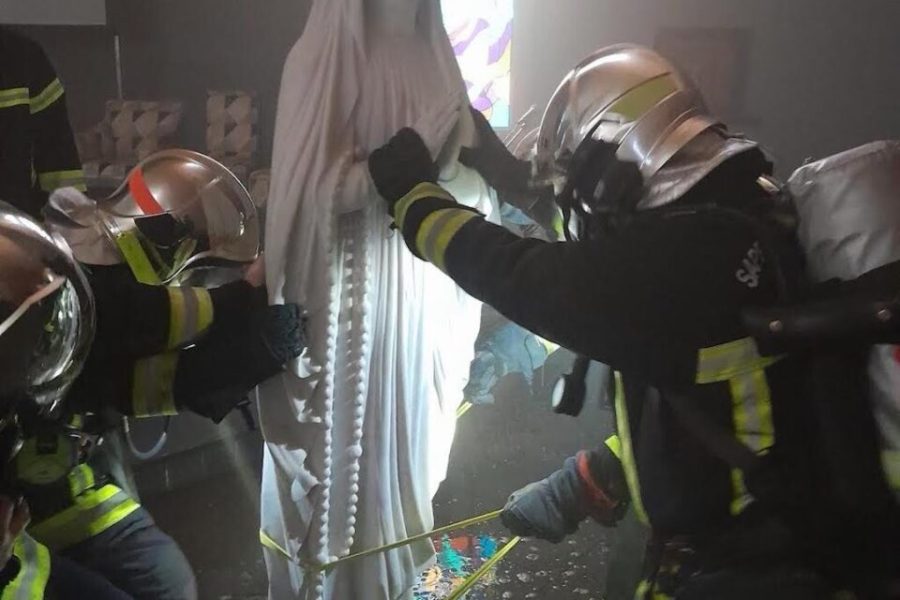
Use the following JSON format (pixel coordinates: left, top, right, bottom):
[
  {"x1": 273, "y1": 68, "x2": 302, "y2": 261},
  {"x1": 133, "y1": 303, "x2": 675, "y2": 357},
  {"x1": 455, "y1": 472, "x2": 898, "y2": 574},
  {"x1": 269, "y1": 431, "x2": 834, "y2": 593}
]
[
  {"x1": 414, "y1": 208, "x2": 478, "y2": 272},
  {"x1": 28, "y1": 485, "x2": 139, "y2": 552},
  {"x1": 393, "y1": 182, "x2": 456, "y2": 230},
  {"x1": 131, "y1": 353, "x2": 180, "y2": 417},
  {"x1": 0, "y1": 87, "x2": 29, "y2": 110},
  {"x1": 38, "y1": 169, "x2": 85, "y2": 193},
  {"x1": 166, "y1": 287, "x2": 214, "y2": 349},
  {"x1": 29, "y1": 78, "x2": 64, "y2": 114}
]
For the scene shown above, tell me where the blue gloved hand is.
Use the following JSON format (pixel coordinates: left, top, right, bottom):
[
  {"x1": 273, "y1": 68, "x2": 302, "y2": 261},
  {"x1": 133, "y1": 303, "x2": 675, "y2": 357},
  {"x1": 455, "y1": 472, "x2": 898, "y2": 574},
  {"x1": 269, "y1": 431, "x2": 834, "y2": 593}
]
[{"x1": 500, "y1": 456, "x2": 589, "y2": 544}]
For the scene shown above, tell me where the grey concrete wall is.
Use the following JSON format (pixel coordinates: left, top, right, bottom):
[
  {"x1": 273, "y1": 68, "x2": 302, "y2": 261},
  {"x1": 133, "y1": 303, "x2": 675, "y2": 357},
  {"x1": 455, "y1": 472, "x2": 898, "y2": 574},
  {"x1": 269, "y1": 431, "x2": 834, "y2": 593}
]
[{"x1": 0, "y1": 0, "x2": 106, "y2": 25}]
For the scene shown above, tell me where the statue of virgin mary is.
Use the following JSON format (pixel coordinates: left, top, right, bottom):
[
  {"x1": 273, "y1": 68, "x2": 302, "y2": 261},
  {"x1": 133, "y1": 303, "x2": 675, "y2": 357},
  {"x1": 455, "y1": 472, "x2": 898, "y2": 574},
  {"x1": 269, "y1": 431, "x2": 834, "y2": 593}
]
[{"x1": 259, "y1": 1, "x2": 498, "y2": 598}]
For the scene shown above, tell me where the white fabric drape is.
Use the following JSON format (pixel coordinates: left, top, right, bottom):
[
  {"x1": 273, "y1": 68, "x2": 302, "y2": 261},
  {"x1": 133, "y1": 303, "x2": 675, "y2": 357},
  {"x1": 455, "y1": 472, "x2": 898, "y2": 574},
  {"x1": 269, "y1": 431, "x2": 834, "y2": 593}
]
[{"x1": 259, "y1": 2, "x2": 498, "y2": 598}]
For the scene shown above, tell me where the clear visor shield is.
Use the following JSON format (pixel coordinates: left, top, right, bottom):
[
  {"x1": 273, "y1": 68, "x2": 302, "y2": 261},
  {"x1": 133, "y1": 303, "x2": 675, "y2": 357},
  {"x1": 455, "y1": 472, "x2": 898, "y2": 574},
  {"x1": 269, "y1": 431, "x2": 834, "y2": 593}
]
[
  {"x1": 0, "y1": 228, "x2": 94, "y2": 410},
  {"x1": 99, "y1": 151, "x2": 260, "y2": 285}
]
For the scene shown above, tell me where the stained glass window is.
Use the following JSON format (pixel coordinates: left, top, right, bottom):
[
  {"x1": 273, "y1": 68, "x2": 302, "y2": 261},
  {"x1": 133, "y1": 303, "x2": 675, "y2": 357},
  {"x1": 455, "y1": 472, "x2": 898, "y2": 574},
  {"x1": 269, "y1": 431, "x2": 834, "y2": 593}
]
[{"x1": 441, "y1": 0, "x2": 513, "y2": 128}]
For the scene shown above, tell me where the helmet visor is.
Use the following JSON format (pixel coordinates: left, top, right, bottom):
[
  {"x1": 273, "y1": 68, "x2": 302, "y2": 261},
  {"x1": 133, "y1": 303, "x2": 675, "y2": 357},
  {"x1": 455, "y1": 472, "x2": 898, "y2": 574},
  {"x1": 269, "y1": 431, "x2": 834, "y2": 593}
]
[{"x1": 0, "y1": 226, "x2": 94, "y2": 410}]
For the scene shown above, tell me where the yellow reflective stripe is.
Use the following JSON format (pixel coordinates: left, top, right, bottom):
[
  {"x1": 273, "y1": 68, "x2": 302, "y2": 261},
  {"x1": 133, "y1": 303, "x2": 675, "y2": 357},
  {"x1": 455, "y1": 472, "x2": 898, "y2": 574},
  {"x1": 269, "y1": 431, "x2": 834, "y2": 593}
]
[
  {"x1": 456, "y1": 401, "x2": 473, "y2": 419},
  {"x1": 259, "y1": 529, "x2": 292, "y2": 561},
  {"x1": 883, "y1": 450, "x2": 900, "y2": 490},
  {"x1": 431, "y1": 211, "x2": 477, "y2": 272},
  {"x1": 394, "y1": 182, "x2": 455, "y2": 230},
  {"x1": 551, "y1": 211, "x2": 565, "y2": 241},
  {"x1": 537, "y1": 337, "x2": 560, "y2": 355},
  {"x1": 29, "y1": 536, "x2": 50, "y2": 600},
  {"x1": 165, "y1": 287, "x2": 214, "y2": 349},
  {"x1": 29, "y1": 78, "x2": 64, "y2": 114},
  {"x1": 0, "y1": 87, "x2": 29, "y2": 110},
  {"x1": 606, "y1": 74, "x2": 679, "y2": 121},
  {"x1": 613, "y1": 372, "x2": 650, "y2": 525},
  {"x1": 730, "y1": 468, "x2": 750, "y2": 517},
  {"x1": 37, "y1": 169, "x2": 85, "y2": 193},
  {"x1": 415, "y1": 208, "x2": 478, "y2": 271},
  {"x1": 115, "y1": 231, "x2": 162, "y2": 285},
  {"x1": 633, "y1": 579, "x2": 673, "y2": 600},
  {"x1": 696, "y1": 338, "x2": 781, "y2": 384},
  {"x1": 605, "y1": 434, "x2": 623, "y2": 461},
  {"x1": 67, "y1": 464, "x2": 96, "y2": 498},
  {"x1": 29, "y1": 485, "x2": 140, "y2": 551},
  {"x1": 131, "y1": 353, "x2": 179, "y2": 417},
  {"x1": 726, "y1": 365, "x2": 775, "y2": 515},
  {"x1": 2, "y1": 535, "x2": 50, "y2": 600}
]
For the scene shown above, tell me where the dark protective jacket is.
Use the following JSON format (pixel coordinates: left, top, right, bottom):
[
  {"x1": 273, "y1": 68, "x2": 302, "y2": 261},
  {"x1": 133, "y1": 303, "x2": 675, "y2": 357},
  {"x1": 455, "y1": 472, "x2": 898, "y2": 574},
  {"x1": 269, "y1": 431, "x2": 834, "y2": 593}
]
[
  {"x1": 0, "y1": 27, "x2": 84, "y2": 218},
  {"x1": 20, "y1": 265, "x2": 295, "y2": 552},
  {"x1": 69, "y1": 264, "x2": 280, "y2": 422},
  {"x1": 392, "y1": 150, "x2": 812, "y2": 537}
]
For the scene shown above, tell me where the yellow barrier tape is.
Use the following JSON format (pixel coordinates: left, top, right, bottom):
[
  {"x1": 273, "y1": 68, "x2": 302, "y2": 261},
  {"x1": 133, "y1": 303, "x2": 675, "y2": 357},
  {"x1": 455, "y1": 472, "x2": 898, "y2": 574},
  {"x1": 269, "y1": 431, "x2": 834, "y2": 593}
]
[
  {"x1": 313, "y1": 509, "x2": 503, "y2": 573},
  {"x1": 456, "y1": 401, "x2": 473, "y2": 419},
  {"x1": 445, "y1": 536, "x2": 521, "y2": 600},
  {"x1": 259, "y1": 529, "x2": 292, "y2": 561}
]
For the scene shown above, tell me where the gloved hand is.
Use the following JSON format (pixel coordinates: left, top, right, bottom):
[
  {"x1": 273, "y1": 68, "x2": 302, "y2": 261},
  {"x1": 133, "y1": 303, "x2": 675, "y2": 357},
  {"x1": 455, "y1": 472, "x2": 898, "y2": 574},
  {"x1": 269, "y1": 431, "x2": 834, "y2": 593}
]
[
  {"x1": 368, "y1": 128, "x2": 439, "y2": 213},
  {"x1": 368, "y1": 93, "x2": 463, "y2": 212},
  {"x1": 175, "y1": 302, "x2": 308, "y2": 423},
  {"x1": 251, "y1": 303, "x2": 308, "y2": 379},
  {"x1": 501, "y1": 456, "x2": 590, "y2": 543},
  {"x1": 459, "y1": 106, "x2": 532, "y2": 195}
]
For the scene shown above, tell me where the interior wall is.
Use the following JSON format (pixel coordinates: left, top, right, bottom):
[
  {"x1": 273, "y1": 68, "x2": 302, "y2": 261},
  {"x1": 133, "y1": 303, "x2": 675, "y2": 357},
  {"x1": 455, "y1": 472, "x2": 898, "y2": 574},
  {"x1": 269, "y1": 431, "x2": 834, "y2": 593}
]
[
  {"x1": 23, "y1": 0, "x2": 900, "y2": 174},
  {"x1": 512, "y1": 0, "x2": 900, "y2": 173},
  {"x1": 0, "y1": 0, "x2": 106, "y2": 26},
  {"x1": 106, "y1": 0, "x2": 310, "y2": 166}
]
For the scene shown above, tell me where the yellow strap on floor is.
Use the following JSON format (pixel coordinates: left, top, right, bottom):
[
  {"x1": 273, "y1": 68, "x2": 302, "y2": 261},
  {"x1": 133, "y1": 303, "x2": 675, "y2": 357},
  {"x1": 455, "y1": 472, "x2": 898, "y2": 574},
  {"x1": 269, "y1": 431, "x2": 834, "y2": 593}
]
[
  {"x1": 313, "y1": 509, "x2": 503, "y2": 573},
  {"x1": 445, "y1": 536, "x2": 521, "y2": 600}
]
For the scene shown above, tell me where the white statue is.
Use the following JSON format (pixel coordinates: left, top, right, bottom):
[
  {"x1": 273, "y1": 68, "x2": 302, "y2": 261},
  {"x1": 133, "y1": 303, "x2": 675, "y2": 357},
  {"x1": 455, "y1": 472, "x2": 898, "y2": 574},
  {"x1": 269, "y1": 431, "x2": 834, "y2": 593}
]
[{"x1": 259, "y1": 1, "x2": 498, "y2": 598}]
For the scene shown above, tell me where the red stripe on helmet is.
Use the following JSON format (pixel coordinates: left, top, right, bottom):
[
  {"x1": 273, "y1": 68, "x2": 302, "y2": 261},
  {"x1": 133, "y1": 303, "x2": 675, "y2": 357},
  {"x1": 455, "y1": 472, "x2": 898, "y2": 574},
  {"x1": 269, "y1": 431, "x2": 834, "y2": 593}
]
[{"x1": 128, "y1": 168, "x2": 164, "y2": 215}]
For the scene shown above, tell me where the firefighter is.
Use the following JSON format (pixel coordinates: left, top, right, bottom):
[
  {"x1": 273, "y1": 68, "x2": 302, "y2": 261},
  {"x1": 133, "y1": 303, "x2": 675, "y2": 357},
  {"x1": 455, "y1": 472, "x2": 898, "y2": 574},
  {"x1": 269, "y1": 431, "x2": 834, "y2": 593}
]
[
  {"x1": 0, "y1": 26, "x2": 84, "y2": 219},
  {"x1": 16, "y1": 150, "x2": 306, "y2": 600},
  {"x1": 365, "y1": 44, "x2": 900, "y2": 598},
  {"x1": 0, "y1": 199, "x2": 133, "y2": 598}
]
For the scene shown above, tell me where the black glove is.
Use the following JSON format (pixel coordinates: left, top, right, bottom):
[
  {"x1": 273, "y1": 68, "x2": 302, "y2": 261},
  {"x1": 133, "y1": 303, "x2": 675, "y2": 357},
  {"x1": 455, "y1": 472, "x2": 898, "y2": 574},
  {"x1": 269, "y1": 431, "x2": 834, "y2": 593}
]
[
  {"x1": 368, "y1": 128, "x2": 439, "y2": 213},
  {"x1": 459, "y1": 106, "x2": 532, "y2": 195},
  {"x1": 251, "y1": 303, "x2": 308, "y2": 376},
  {"x1": 174, "y1": 302, "x2": 307, "y2": 423}
]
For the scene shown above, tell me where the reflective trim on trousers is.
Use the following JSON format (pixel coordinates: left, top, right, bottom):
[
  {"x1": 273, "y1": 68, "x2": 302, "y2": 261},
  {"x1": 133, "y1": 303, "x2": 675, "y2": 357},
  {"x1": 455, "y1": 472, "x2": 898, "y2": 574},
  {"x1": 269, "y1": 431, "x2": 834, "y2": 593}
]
[{"x1": 28, "y1": 484, "x2": 140, "y2": 551}]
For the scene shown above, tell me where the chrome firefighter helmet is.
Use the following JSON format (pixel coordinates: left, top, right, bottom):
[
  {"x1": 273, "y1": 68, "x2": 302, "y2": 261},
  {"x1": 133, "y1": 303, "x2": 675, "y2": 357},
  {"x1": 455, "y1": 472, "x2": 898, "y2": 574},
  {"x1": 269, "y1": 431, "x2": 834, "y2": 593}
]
[
  {"x1": 0, "y1": 201, "x2": 95, "y2": 414},
  {"x1": 90, "y1": 150, "x2": 259, "y2": 286},
  {"x1": 536, "y1": 44, "x2": 718, "y2": 185},
  {"x1": 536, "y1": 44, "x2": 723, "y2": 238}
]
